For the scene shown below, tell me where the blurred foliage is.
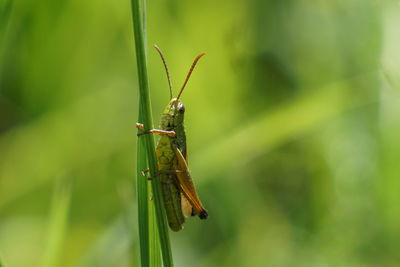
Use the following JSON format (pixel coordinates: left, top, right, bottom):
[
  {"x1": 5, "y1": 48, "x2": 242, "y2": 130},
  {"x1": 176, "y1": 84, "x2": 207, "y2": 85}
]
[{"x1": 0, "y1": 0, "x2": 399, "y2": 266}]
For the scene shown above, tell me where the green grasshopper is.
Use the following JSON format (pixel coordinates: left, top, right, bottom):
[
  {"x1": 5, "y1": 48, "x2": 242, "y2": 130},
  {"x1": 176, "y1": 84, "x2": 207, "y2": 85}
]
[{"x1": 136, "y1": 45, "x2": 208, "y2": 231}]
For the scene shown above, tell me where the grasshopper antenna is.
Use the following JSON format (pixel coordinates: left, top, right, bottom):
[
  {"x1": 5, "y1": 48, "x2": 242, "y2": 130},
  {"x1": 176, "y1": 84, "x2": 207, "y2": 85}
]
[
  {"x1": 177, "y1": 52, "x2": 206, "y2": 100},
  {"x1": 154, "y1": 44, "x2": 173, "y2": 99}
]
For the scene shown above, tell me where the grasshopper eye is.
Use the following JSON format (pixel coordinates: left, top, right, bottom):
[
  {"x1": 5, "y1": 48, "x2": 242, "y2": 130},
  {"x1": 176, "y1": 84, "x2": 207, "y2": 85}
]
[{"x1": 178, "y1": 103, "x2": 185, "y2": 113}]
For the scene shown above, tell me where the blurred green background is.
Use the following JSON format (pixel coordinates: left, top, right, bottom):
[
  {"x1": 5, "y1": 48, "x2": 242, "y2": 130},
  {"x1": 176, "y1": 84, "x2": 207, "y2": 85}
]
[{"x1": 1, "y1": 0, "x2": 400, "y2": 266}]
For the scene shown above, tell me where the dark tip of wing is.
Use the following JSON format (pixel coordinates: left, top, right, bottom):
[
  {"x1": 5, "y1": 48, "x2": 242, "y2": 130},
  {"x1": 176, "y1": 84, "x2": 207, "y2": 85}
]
[{"x1": 199, "y1": 210, "x2": 208, "y2": 220}]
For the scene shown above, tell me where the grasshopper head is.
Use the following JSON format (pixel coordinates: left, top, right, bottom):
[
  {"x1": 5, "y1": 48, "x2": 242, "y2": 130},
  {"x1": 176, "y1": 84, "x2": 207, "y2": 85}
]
[
  {"x1": 161, "y1": 98, "x2": 185, "y2": 130},
  {"x1": 153, "y1": 45, "x2": 204, "y2": 130}
]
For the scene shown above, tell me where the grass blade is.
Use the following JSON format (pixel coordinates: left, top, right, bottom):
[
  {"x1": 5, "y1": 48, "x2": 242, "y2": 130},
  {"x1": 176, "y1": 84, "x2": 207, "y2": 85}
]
[
  {"x1": 136, "y1": 110, "x2": 151, "y2": 267},
  {"x1": 42, "y1": 176, "x2": 71, "y2": 267},
  {"x1": 130, "y1": 0, "x2": 174, "y2": 266}
]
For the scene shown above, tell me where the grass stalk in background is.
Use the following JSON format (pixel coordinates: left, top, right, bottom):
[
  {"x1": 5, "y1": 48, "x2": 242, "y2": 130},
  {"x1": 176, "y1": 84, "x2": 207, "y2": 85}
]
[
  {"x1": 0, "y1": 0, "x2": 12, "y2": 42},
  {"x1": 130, "y1": 0, "x2": 174, "y2": 266},
  {"x1": 0, "y1": 0, "x2": 12, "y2": 84},
  {"x1": 42, "y1": 176, "x2": 71, "y2": 267}
]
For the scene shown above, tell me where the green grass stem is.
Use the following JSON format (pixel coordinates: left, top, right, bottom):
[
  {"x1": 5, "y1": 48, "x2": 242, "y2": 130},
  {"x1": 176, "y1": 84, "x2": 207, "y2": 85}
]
[{"x1": 130, "y1": 0, "x2": 174, "y2": 266}]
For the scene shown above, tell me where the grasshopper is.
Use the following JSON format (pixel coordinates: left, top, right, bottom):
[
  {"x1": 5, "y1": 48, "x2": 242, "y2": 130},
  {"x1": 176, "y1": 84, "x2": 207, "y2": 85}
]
[{"x1": 136, "y1": 45, "x2": 208, "y2": 231}]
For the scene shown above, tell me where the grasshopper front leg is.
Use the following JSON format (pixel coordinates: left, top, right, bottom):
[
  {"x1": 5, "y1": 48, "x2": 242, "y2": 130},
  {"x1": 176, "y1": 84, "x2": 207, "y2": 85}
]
[
  {"x1": 140, "y1": 168, "x2": 183, "y2": 180},
  {"x1": 136, "y1": 123, "x2": 176, "y2": 137}
]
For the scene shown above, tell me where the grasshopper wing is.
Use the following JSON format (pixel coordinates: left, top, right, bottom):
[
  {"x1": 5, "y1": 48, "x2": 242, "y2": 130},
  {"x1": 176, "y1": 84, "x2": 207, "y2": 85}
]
[
  {"x1": 174, "y1": 148, "x2": 208, "y2": 219},
  {"x1": 181, "y1": 193, "x2": 194, "y2": 218}
]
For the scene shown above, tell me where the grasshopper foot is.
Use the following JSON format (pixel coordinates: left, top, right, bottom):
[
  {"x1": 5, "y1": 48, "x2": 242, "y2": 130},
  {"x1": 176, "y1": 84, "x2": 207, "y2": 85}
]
[
  {"x1": 136, "y1": 123, "x2": 145, "y2": 130},
  {"x1": 140, "y1": 168, "x2": 150, "y2": 177},
  {"x1": 139, "y1": 169, "x2": 155, "y2": 180}
]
